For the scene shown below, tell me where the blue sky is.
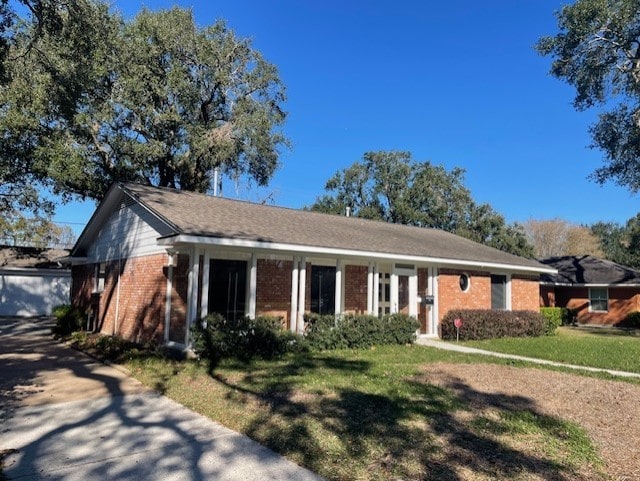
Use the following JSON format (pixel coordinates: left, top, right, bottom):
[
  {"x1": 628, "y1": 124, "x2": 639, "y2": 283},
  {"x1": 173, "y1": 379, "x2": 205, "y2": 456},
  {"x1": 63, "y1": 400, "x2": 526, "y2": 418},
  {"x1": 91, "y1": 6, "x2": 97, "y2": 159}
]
[{"x1": 53, "y1": 0, "x2": 637, "y2": 235}]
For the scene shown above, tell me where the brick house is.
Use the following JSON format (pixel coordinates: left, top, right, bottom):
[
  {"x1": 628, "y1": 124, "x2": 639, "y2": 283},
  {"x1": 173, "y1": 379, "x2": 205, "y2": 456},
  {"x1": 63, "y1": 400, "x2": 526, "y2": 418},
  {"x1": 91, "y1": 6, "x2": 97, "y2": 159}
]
[
  {"x1": 68, "y1": 182, "x2": 553, "y2": 346},
  {"x1": 540, "y1": 255, "x2": 640, "y2": 325}
]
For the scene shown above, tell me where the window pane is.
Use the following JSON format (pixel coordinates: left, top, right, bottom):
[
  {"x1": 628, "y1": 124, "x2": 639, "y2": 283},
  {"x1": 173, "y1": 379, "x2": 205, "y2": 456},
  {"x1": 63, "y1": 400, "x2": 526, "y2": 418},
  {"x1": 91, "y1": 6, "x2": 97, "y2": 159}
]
[{"x1": 589, "y1": 288, "x2": 608, "y2": 312}]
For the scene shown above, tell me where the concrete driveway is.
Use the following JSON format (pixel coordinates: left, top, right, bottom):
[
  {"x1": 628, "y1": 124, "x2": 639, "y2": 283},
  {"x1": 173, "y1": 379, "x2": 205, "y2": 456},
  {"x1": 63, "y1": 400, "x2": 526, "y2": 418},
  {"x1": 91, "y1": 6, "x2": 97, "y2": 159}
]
[{"x1": 0, "y1": 318, "x2": 323, "y2": 481}]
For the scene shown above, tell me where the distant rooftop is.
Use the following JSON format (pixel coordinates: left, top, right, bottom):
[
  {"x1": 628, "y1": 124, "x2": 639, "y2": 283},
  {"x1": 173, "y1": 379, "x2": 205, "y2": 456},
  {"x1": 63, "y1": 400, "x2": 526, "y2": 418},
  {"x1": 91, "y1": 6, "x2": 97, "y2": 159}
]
[
  {"x1": 0, "y1": 246, "x2": 70, "y2": 269},
  {"x1": 539, "y1": 255, "x2": 640, "y2": 285}
]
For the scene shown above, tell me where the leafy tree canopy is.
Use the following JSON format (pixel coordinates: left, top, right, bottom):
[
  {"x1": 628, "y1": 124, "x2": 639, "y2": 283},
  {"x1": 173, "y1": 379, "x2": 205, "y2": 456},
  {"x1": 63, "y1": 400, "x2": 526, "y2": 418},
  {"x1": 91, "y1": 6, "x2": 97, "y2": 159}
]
[
  {"x1": 309, "y1": 151, "x2": 534, "y2": 257},
  {"x1": 537, "y1": 0, "x2": 640, "y2": 192},
  {"x1": 0, "y1": 2, "x2": 287, "y2": 216},
  {"x1": 591, "y1": 213, "x2": 640, "y2": 268},
  {"x1": 0, "y1": 210, "x2": 75, "y2": 248}
]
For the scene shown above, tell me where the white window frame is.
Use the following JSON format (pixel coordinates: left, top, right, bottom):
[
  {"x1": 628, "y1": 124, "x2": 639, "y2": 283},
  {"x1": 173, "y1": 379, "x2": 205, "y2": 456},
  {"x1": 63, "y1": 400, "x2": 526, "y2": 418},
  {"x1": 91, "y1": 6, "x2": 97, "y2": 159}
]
[
  {"x1": 94, "y1": 262, "x2": 106, "y2": 293},
  {"x1": 589, "y1": 287, "x2": 609, "y2": 312}
]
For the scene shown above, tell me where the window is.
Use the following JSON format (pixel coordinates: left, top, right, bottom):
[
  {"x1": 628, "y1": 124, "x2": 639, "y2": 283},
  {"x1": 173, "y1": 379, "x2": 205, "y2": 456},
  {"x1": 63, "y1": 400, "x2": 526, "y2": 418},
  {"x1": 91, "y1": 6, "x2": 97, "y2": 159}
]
[
  {"x1": 589, "y1": 288, "x2": 608, "y2": 312},
  {"x1": 310, "y1": 266, "x2": 336, "y2": 315},
  {"x1": 491, "y1": 274, "x2": 506, "y2": 310},
  {"x1": 94, "y1": 262, "x2": 106, "y2": 293},
  {"x1": 459, "y1": 273, "x2": 470, "y2": 292},
  {"x1": 208, "y1": 259, "x2": 247, "y2": 321}
]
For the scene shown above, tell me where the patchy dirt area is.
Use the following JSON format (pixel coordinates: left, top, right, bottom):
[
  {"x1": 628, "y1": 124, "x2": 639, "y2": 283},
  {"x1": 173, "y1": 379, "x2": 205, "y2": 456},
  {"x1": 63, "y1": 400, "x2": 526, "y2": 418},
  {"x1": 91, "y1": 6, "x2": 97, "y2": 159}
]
[{"x1": 421, "y1": 363, "x2": 640, "y2": 481}]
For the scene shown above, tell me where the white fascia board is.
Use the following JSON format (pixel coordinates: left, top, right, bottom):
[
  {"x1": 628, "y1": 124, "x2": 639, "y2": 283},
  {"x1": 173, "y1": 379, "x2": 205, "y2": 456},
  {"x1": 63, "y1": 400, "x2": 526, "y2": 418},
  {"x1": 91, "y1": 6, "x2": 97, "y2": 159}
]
[
  {"x1": 157, "y1": 234, "x2": 557, "y2": 275},
  {"x1": 0, "y1": 267, "x2": 71, "y2": 277}
]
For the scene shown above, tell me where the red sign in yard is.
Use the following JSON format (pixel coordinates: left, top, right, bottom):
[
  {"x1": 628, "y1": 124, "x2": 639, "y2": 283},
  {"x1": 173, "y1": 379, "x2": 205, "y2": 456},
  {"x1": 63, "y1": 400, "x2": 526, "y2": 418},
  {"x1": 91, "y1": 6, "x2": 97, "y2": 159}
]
[{"x1": 454, "y1": 318, "x2": 462, "y2": 329}]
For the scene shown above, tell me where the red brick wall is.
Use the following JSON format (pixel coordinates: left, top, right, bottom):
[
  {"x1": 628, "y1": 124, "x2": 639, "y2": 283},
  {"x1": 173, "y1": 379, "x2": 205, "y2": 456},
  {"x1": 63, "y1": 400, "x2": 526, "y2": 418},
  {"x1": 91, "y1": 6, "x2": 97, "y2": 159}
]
[
  {"x1": 511, "y1": 274, "x2": 540, "y2": 311},
  {"x1": 344, "y1": 265, "x2": 368, "y2": 313},
  {"x1": 256, "y1": 259, "x2": 293, "y2": 323},
  {"x1": 438, "y1": 269, "x2": 491, "y2": 321},
  {"x1": 554, "y1": 286, "x2": 640, "y2": 325},
  {"x1": 71, "y1": 254, "x2": 169, "y2": 343}
]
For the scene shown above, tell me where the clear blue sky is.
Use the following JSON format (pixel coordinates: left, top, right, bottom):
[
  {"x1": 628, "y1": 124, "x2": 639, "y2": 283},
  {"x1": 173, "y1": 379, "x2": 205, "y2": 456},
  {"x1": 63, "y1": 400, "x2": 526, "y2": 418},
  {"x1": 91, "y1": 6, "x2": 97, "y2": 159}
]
[{"x1": 53, "y1": 0, "x2": 638, "y2": 235}]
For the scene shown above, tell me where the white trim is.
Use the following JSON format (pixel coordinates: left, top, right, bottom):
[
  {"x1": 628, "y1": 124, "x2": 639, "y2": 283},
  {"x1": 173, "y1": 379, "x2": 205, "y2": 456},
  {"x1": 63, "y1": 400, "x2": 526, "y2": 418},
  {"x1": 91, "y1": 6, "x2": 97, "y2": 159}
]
[
  {"x1": 506, "y1": 273, "x2": 512, "y2": 311},
  {"x1": 297, "y1": 257, "x2": 307, "y2": 334},
  {"x1": 408, "y1": 272, "x2": 418, "y2": 318},
  {"x1": 373, "y1": 263, "x2": 380, "y2": 315},
  {"x1": 334, "y1": 258, "x2": 343, "y2": 316},
  {"x1": 157, "y1": 235, "x2": 555, "y2": 274},
  {"x1": 545, "y1": 282, "x2": 639, "y2": 288},
  {"x1": 0, "y1": 268, "x2": 70, "y2": 277},
  {"x1": 366, "y1": 263, "x2": 374, "y2": 314},
  {"x1": 248, "y1": 253, "x2": 257, "y2": 319},
  {"x1": 390, "y1": 272, "x2": 398, "y2": 314},
  {"x1": 432, "y1": 267, "x2": 439, "y2": 336},
  {"x1": 290, "y1": 256, "x2": 299, "y2": 332}
]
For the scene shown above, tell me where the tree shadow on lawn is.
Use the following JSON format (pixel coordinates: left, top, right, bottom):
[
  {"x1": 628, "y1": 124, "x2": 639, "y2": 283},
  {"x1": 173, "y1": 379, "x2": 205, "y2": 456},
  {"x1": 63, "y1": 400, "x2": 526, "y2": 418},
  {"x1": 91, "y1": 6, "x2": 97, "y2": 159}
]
[{"x1": 212, "y1": 358, "x2": 601, "y2": 481}]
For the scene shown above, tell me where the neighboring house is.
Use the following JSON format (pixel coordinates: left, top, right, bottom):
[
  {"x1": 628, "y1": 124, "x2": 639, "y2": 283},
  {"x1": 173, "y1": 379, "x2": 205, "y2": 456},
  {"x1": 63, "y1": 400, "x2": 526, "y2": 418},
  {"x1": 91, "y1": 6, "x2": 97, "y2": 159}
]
[
  {"x1": 539, "y1": 255, "x2": 640, "y2": 325},
  {"x1": 68, "y1": 182, "x2": 553, "y2": 345},
  {"x1": 0, "y1": 246, "x2": 71, "y2": 317}
]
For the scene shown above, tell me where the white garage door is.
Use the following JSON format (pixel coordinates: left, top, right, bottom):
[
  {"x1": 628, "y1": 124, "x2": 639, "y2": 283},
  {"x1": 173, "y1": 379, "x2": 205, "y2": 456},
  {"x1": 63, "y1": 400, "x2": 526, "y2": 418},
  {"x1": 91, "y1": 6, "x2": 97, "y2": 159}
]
[{"x1": 0, "y1": 268, "x2": 71, "y2": 317}]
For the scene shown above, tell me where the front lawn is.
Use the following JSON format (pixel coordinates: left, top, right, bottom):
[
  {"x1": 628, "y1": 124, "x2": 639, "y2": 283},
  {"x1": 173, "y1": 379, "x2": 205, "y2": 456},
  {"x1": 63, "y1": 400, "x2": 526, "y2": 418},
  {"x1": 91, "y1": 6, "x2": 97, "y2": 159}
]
[
  {"x1": 124, "y1": 344, "x2": 605, "y2": 480},
  {"x1": 463, "y1": 326, "x2": 640, "y2": 373}
]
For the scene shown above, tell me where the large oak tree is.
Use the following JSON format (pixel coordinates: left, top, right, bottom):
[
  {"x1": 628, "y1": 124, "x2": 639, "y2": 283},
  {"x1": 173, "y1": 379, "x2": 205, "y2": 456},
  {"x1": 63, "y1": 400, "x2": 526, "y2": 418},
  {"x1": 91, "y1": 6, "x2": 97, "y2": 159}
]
[
  {"x1": 538, "y1": 0, "x2": 640, "y2": 192},
  {"x1": 0, "y1": 3, "x2": 287, "y2": 217},
  {"x1": 310, "y1": 151, "x2": 534, "y2": 257}
]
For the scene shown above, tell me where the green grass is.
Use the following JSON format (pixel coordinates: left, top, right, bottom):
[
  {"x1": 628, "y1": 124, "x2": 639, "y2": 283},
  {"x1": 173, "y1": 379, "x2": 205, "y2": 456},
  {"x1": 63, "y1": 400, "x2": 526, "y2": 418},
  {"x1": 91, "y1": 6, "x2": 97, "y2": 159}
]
[
  {"x1": 123, "y1": 345, "x2": 606, "y2": 481},
  {"x1": 463, "y1": 326, "x2": 640, "y2": 373}
]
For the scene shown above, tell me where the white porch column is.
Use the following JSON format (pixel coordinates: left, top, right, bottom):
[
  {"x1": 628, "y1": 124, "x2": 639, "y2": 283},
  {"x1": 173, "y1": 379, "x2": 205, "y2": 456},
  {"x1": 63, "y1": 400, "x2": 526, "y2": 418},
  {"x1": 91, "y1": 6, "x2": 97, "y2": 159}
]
[
  {"x1": 200, "y1": 250, "x2": 210, "y2": 319},
  {"x1": 290, "y1": 256, "x2": 299, "y2": 332},
  {"x1": 432, "y1": 267, "x2": 439, "y2": 336},
  {"x1": 373, "y1": 263, "x2": 380, "y2": 316},
  {"x1": 506, "y1": 273, "x2": 512, "y2": 311},
  {"x1": 164, "y1": 252, "x2": 174, "y2": 343},
  {"x1": 366, "y1": 262, "x2": 374, "y2": 314},
  {"x1": 248, "y1": 253, "x2": 257, "y2": 319},
  {"x1": 334, "y1": 258, "x2": 343, "y2": 317},
  {"x1": 390, "y1": 272, "x2": 399, "y2": 314},
  {"x1": 186, "y1": 247, "x2": 200, "y2": 345},
  {"x1": 297, "y1": 257, "x2": 307, "y2": 334}
]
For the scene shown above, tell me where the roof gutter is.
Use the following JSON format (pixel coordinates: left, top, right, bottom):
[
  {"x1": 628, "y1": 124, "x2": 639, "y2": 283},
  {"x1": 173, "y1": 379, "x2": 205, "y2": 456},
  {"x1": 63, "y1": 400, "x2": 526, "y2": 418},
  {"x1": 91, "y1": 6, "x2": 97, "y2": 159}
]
[{"x1": 157, "y1": 234, "x2": 557, "y2": 275}]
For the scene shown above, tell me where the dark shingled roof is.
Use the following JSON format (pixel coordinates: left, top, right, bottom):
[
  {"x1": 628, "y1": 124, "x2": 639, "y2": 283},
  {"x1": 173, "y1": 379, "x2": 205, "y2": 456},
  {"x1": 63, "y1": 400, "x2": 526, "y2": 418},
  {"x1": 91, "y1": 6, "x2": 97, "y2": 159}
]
[
  {"x1": 539, "y1": 255, "x2": 640, "y2": 285},
  {"x1": 118, "y1": 183, "x2": 547, "y2": 271},
  {"x1": 0, "y1": 246, "x2": 69, "y2": 269}
]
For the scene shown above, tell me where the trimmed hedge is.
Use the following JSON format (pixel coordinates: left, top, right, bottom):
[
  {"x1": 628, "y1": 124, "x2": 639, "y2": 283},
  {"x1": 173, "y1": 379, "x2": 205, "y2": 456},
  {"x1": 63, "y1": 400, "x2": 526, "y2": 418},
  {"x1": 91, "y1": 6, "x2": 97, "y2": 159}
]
[
  {"x1": 440, "y1": 309, "x2": 545, "y2": 341},
  {"x1": 51, "y1": 304, "x2": 85, "y2": 336},
  {"x1": 304, "y1": 313, "x2": 419, "y2": 350},
  {"x1": 190, "y1": 314, "x2": 306, "y2": 362},
  {"x1": 539, "y1": 307, "x2": 572, "y2": 335}
]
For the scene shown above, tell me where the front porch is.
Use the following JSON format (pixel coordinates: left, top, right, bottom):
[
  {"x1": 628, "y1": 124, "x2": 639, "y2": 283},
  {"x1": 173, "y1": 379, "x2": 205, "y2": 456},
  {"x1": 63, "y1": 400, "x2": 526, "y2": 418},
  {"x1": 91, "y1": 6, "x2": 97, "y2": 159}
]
[{"x1": 162, "y1": 244, "x2": 440, "y2": 347}]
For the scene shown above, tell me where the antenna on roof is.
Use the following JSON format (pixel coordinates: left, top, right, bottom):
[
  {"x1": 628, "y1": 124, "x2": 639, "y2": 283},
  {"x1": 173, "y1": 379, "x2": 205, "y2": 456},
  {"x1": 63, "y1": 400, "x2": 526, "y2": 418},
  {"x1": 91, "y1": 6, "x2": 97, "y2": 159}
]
[
  {"x1": 345, "y1": 206, "x2": 351, "y2": 217},
  {"x1": 213, "y1": 167, "x2": 220, "y2": 197}
]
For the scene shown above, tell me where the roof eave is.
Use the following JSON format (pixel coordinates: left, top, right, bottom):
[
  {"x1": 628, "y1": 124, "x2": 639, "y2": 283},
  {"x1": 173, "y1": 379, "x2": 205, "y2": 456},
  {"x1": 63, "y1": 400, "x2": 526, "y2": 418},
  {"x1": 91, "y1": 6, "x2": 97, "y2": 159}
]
[{"x1": 158, "y1": 234, "x2": 556, "y2": 275}]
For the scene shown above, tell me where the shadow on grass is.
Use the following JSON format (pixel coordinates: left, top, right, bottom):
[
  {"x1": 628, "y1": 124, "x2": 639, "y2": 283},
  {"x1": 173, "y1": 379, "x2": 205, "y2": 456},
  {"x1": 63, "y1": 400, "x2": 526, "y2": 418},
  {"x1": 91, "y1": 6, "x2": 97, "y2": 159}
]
[
  {"x1": 209, "y1": 354, "x2": 601, "y2": 481},
  {"x1": 568, "y1": 325, "x2": 640, "y2": 337}
]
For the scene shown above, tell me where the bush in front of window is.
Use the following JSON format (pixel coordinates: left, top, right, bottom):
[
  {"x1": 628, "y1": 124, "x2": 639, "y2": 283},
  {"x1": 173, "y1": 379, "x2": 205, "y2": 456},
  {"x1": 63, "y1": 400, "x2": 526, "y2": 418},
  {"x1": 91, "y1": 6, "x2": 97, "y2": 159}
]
[
  {"x1": 190, "y1": 314, "x2": 307, "y2": 364},
  {"x1": 440, "y1": 309, "x2": 545, "y2": 341},
  {"x1": 304, "y1": 313, "x2": 419, "y2": 350}
]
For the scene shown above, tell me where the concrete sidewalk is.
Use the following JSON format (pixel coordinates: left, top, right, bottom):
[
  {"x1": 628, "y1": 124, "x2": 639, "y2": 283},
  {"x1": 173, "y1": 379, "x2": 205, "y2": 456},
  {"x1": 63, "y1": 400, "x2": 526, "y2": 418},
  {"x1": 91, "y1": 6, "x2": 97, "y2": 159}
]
[
  {"x1": 416, "y1": 337, "x2": 640, "y2": 379},
  {"x1": 0, "y1": 318, "x2": 323, "y2": 481}
]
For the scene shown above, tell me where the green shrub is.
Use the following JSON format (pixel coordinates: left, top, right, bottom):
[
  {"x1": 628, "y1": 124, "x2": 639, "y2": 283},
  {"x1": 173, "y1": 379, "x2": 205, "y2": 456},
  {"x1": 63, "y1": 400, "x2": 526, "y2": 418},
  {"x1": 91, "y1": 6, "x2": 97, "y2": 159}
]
[
  {"x1": 191, "y1": 314, "x2": 306, "y2": 362},
  {"x1": 440, "y1": 309, "x2": 545, "y2": 341},
  {"x1": 51, "y1": 304, "x2": 85, "y2": 336},
  {"x1": 617, "y1": 311, "x2": 640, "y2": 328},
  {"x1": 304, "y1": 313, "x2": 419, "y2": 350},
  {"x1": 540, "y1": 307, "x2": 568, "y2": 335}
]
